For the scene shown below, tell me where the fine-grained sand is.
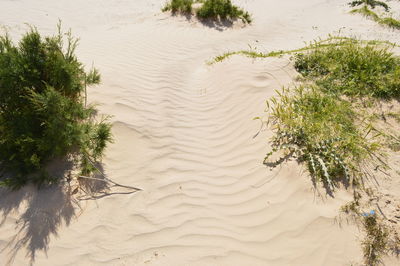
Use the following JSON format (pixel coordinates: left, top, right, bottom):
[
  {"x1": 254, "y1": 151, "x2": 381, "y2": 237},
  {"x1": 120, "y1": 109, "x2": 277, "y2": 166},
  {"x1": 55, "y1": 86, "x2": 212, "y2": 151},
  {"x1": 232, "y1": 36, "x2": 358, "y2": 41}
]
[{"x1": 1, "y1": 0, "x2": 400, "y2": 265}]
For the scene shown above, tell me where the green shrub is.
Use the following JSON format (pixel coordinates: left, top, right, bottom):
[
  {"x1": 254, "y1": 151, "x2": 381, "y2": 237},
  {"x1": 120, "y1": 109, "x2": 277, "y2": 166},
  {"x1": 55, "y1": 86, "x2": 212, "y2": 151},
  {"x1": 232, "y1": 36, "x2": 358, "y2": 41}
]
[
  {"x1": 0, "y1": 25, "x2": 112, "y2": 189},
  {"x1": 162, "y1": 0, "x2": 252, "y2": 24},
  {"x1": 197, "y1": 0, "x2": 252, "y2": 24},
  {"x1": 162, "y1": 0, "x2": 193, "y2": 13},
  {"x1": 294, "y1": 39, "x2": 400, "y2": 98},
  {"x1": 264, "y1": 86, "x2": 378, "y2": 190}
]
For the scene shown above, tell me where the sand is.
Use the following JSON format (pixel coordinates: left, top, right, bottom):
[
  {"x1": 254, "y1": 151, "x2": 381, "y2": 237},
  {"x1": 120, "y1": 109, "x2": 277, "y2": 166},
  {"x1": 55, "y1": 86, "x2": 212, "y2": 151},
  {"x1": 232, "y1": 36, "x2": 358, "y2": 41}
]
[{"x1": 1, "y1": 0, "x2": 400, "y2": 265}]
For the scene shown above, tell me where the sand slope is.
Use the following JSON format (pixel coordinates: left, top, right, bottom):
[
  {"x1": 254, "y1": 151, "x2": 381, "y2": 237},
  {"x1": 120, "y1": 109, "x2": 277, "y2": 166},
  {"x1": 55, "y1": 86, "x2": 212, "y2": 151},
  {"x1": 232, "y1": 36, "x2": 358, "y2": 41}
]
[{"x1": 1, "y1": 0, "x2": 400, "y2": 265}]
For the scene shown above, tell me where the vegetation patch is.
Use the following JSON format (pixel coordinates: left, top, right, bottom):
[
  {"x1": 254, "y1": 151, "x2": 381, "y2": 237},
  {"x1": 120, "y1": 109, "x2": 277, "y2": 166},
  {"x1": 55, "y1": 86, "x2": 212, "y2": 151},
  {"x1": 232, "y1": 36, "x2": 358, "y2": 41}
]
[
  {"x1": 213, "y1": 37, "x2": 400, "y2": 263},
  {"x1": 162, "y1": 0, "x2": 252, "y2": 24},
  {"x1": 294, "y1": 38, "x2": 400, "y2": 98},
  {"x1": 0, "y1": 25, "x2": 112, "y2": 189},
  {"x1": 262, "y1": 37, "x2": 400, "y2": 187},
  {"x1": 362, "y1": 214, "x2": 389, "y2": 265},
  {"x1": 349, "y1": 0, "x2": 390, "y2": 12},
  {"x1": 209, "y1": 36, "x2": 399, "y2": 64},
  {"x1": 291, "y1": 38, "x2": 400, "y2": 264},
  {"x1": 349, "y1": 1, "x2": 400, "y2": 30},
  {"x1": 263, "y1": 85, "x2": 378, "y2": 191},
  {"x1": 271, "y1": 39, "x2": 400, "y2": 263},
  {"x1": 162, "y1": 0, "x2": 194, "y2": 13},
  {"x1": 216, "y1": 39, "x2": 396, "y2": 193}
]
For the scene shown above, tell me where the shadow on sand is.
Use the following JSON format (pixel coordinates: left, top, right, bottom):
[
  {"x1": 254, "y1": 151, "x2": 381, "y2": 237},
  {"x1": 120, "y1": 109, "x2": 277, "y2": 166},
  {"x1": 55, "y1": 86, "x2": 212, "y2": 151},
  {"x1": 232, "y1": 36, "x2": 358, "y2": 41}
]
[
  {"x1": 0, "y1": 183, "x2": 76, "y2": 265},
  {"x1": 0, "y1": 157, "x2": 134, "y2": 265},
  {"x1": 172, "y1": 12, "x2": 244, "y2": 31}
]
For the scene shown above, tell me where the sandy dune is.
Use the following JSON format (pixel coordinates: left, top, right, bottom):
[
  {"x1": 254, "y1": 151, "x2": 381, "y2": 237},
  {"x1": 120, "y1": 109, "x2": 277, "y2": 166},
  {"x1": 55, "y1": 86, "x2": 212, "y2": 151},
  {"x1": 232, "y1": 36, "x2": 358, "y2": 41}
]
[{"x1": 1, "y1": 0, "x2": 400, "y2": 265}]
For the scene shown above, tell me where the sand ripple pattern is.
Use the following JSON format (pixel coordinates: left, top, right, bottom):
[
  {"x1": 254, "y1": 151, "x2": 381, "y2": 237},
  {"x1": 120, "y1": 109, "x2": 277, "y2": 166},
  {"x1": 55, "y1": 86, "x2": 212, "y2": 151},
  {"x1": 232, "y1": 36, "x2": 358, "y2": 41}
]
[{"x1": 3, "y1": 0, "x2": 400, "y2": 265}]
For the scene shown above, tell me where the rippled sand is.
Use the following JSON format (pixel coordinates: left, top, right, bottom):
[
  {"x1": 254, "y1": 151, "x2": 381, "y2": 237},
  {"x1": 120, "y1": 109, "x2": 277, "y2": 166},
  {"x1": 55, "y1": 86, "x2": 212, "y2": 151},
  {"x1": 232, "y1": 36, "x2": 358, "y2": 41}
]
[{"x1": 1, "y1": 0, "x2": 400, "y2": 265}]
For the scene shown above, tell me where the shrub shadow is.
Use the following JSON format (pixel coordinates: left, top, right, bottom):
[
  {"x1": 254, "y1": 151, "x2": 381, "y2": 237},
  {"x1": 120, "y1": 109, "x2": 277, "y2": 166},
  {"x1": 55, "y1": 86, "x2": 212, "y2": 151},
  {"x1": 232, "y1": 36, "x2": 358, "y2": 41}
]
[
  {"x1": 0, "y1": 184, "x2": 75, "y2": 265},
  {"x1": 197, "y1": 17, "x2": 236, "y2": 31},
  {"x1": 170, "y1": 12, "x2": 245, "y2": 31},
  {"x1": 0, "y1": 157, "x2": 111, "y2": 265}
]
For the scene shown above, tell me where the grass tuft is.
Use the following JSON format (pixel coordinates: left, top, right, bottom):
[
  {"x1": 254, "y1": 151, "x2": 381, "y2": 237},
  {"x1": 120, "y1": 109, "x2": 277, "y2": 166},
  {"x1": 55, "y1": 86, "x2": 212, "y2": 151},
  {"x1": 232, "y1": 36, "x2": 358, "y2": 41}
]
[
  {"x1": 362, "y1": 214, "x2": 389, "y2": 266},
  {"x1": 379, "y1": 16, "x2": 400, "y2": 29},
  {"x1": 351, "y1": 5, "x2": 400, "y2": 30},
  {"x1": 349, "y1": 0, "x2": 390, "y2": 12},
  {"x1": 162, "y1": 0, "x2": 252, "y2": 24},
  {"x1": 294, "y1": 38, "x2": 400, "y2": 98},
  {"x1": 162, "y1": 0, "x2": 193, "y2": 13},
  {"x1": 264, "y1": 86, "x2": 379, "y2": 190},
  {"x1": 196, "y1": 0, "x2": 251, "y2": 24}
]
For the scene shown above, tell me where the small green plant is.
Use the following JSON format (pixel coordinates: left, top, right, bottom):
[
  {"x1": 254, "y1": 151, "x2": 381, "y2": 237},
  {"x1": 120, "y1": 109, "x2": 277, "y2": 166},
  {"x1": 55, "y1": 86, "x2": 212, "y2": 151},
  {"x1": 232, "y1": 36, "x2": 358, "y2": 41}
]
[
  {"x1": 362, "y1": 214, "x2": 389, "y2": 266},
  {"x1": 197, "y1": 0, "x2": 251, "y2": 24},
  {"x1": 0, "y1": 24, "x2": 112, "y2": 189},
  {"x1": 349, "y1": 0, "x2": 390, "y2": 12},
  {"x1": 264, "y1": 86, "x2": 378, "y2": 190},
  {"x1": 162, "y1": 0, "x2": 252, "y2": 24},
  {"x1": 379, "y1": 16, "x2": 400, "y2": 29},
  {"x1": 350, "y1": 2, "x2": 400, "y2": 30},
  {"x1": 162, "y1": 0, "x2": 194, "y2": 13}
]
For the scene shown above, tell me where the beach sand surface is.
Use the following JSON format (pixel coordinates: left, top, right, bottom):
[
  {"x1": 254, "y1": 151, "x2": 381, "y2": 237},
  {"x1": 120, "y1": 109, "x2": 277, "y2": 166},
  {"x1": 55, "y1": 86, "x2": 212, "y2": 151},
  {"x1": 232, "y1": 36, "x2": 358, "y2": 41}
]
[{"x1": 1, "y1": 0, "x2": 400, "y2": 265}]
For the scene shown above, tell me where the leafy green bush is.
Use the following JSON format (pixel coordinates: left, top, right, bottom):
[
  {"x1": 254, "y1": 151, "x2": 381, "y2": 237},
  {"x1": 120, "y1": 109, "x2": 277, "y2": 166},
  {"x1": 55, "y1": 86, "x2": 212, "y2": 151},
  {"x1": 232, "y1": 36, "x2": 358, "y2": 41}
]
[
  {"x1": 294, "y1": 39, "x2": 400, "y2": 98},
  {"x1": 197, "y1": 0, "x2": 251, "y2": 24},
  {"x1": 264, "y1": 86, "x2": 378, "y2": 190},
  {"x1": 162, "y1": 0, "x2": 252, "y2": 24},
  {"x1": 0, "y1": 25, "x2": 112, "y2": 189},
  {"x1": 162, "y1": 0, "x2": 194, "y2": 13}
]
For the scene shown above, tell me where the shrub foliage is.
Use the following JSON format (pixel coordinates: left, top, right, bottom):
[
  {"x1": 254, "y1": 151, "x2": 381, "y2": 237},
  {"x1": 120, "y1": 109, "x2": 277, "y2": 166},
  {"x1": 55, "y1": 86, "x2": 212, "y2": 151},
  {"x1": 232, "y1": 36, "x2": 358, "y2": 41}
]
[
  {"x1": 264, "y1": 86, "x2": 378, "y2": 191},
  {"x1": 197, "y1": 0, "x2": 251, "y2": 23},
  {"x1": 163, "y1": 0, "x2": 252, "y2": 24},
  {"x1": 294, "y1": 39, "x2": 400, "y2": 98},
  {"x1": 262, "y1": 38, "x2": 400, "y2": 190},
  {"x1": 349, "y1": 0, "x2": 400, "y2": 30},
  {"x1": 162, "y1": 0, "x2": 194, "y2": 13},
  {"x1": 0, "y1": 25, "x2": 112, "y2": 188}
]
